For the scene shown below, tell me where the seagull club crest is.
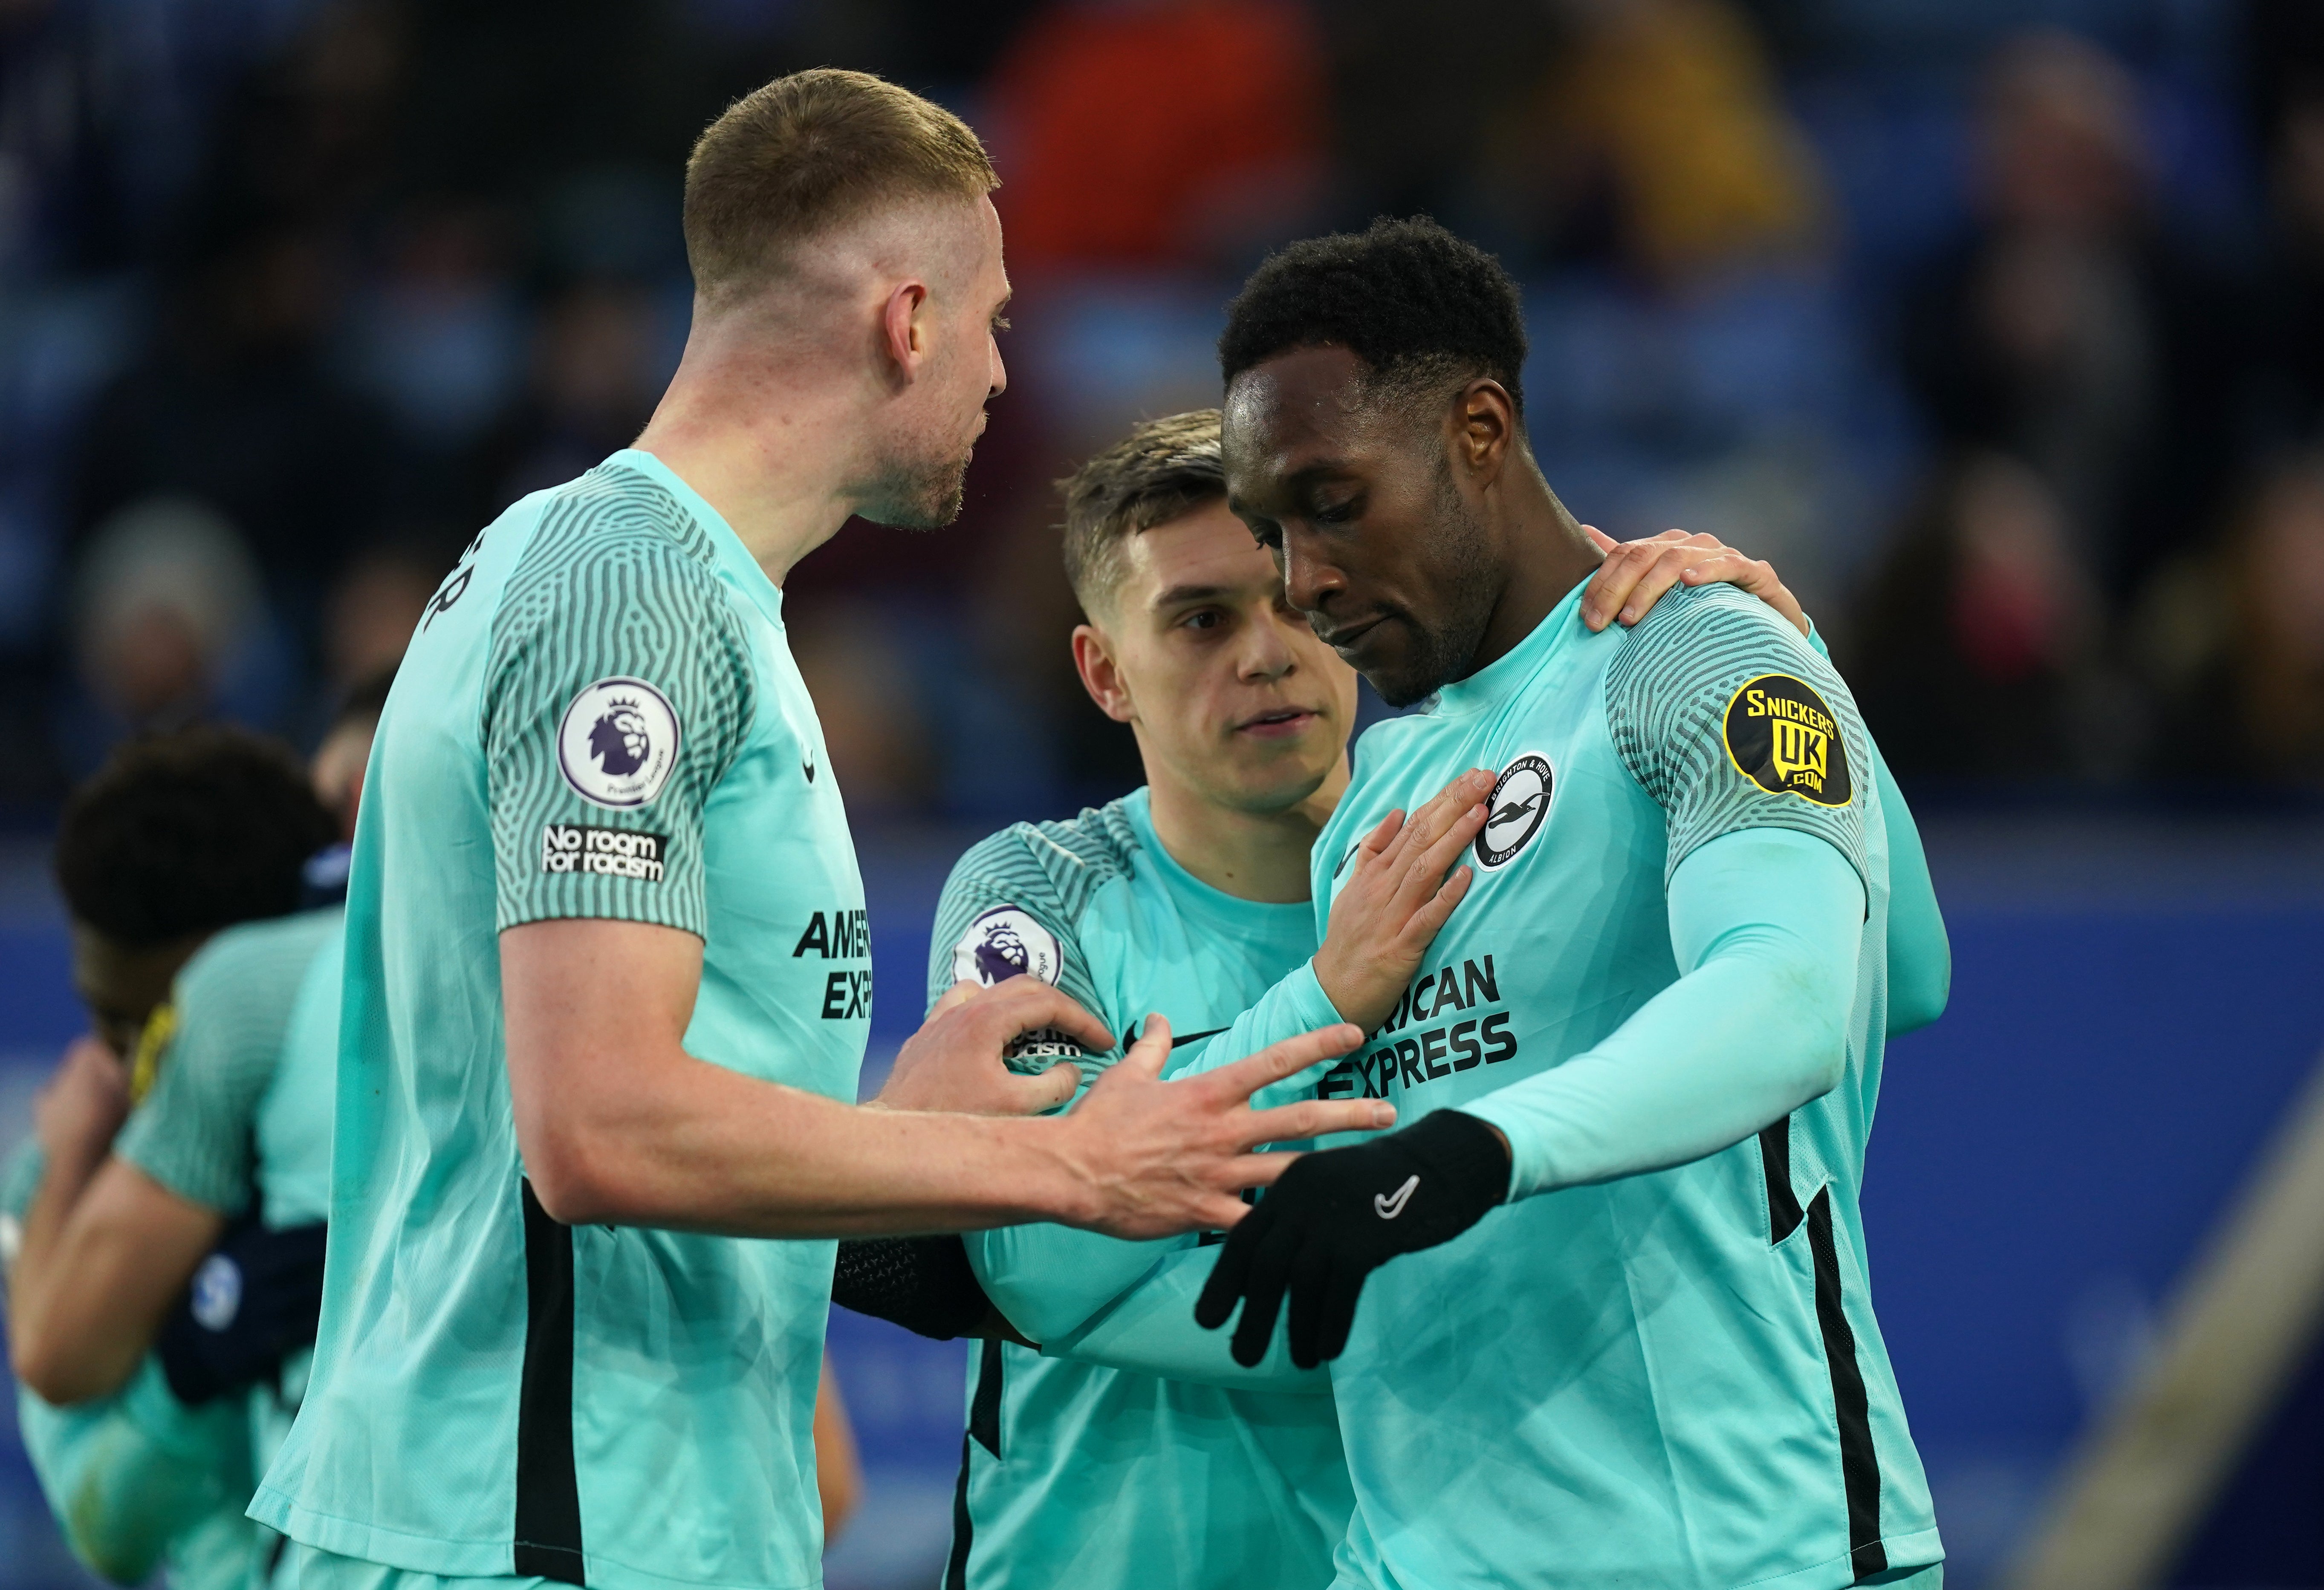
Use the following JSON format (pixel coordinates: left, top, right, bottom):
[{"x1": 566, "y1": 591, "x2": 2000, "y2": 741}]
[{"x1": 1475, "y1": 753, "x2": 1553, "y2": 869}]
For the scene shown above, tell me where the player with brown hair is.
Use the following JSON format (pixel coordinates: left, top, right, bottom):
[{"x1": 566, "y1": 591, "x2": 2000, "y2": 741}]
[{"x1": 247, "y1": 70, "x2": 1400, "y2": 1590}]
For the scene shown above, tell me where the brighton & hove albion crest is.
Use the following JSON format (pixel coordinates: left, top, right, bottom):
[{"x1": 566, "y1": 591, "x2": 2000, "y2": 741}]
[
  {"x1": 558, "y1": 678, "x2": 679, "y2": 808},
  {"x1": 1475, "y1": 753, "x2": 1553, "y2": 869},
  {"x1": 1722, "y1": 673, "x2": 1853, "y2": 807}
]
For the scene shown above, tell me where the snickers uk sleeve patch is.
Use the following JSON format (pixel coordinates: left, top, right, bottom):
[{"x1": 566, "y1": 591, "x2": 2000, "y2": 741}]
[{"x1": 1605, "y1": 586, "x2": 1869, "y2": 891}]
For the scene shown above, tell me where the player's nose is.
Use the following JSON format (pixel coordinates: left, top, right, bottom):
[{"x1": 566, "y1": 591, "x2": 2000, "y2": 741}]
[
  {"x1": 1237, "y1": 613, "x2": 1299, "y2": 681},
  {"x1": 1279, "y1": 534, "x2": 1343, "y2": 617}
]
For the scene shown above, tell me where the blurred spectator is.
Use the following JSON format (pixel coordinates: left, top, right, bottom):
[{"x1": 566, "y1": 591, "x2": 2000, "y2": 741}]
[
  {"x1": 68, "y1": 219, "x2": 392, "y2": 593},
  {"x1": 986, "y1": 0, "x2": 1325, "y2": 271},
  {"x1": 788, "y1": 599, "x2": 934, "y2": 816},
  {"x1": 1850, "y1": 452, "x2": 2134, "y2": 781},
  {"x1": 2140, "y1": 454, "x2": 2324, "y2": 785},
  {"x1": 1898, "y1": 30, "x2": 2240, "y2": 602},
  {"x1": 478, "y1": 278, "x2": 666, "y2": 512},
  {"x1": 1478, "y1": 0, "x2": 1827, "y2": 282},
  {"x1": 1317, "y1": 0, "x2": 1561, "y2": 223},
  {"x1": 340, "y1": 201, "x2": 527, "y2": 453},
  {"x1": 1467, "y1": 0, "x2": 1880, "y2": 626},
  {"x1": 69, "y1": 496, "x2": 268, "y2": 740},
  {"x1": 191, "y1": 0, "x2": 408, "y2": 237},
  {"x1": 321, "y1": 542, "x2": 438, "y2": 697},
  {"x1": 2243, "y1": 0, "x2": 2324, "y2": 453}
]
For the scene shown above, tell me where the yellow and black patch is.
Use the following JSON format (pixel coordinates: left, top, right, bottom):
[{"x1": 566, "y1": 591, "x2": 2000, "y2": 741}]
[
  {"x1": 128, "y1": 1001, "x2": 176, "y2": 1104},
  {"x1": 1722, "y1": 674, "x2": 1852, "y2": 807}
]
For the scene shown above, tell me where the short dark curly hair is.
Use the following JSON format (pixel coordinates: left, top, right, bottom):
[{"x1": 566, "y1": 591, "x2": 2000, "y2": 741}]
[
  {"x1": 55, "y1": 726, "x2": 337, "y2": 947},
  {"x1": 1218, "y1": 216, "x2": 1528, "y2": 417}
]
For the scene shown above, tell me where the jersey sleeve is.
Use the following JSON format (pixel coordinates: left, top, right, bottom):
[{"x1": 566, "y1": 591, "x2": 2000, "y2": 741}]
[
  {"x1": 485, "y1": 530, "x2": 755, "y2": 937},
  {"x1": 1464, "y1": 827, "x2": 1863, "y2": 1199},
  {"x1": 1873, "y1": 744, "x2": 1950, "y2": 1033},
  {"x1": 1044, "y1": 1244, "x2": 1330, "y2": 1392},
  {"x1": 1803, "y1": 618, "x2": 1949, "y2": 1033},
  {"x1": 1607, "y1": 586, "x2": 1869, "y2": 889},
  {"x1": 114, "y1": 929, "x2": 316, "y2": 1217},
  {"x1": 927, "y1": 830, "x2": 1203, "y2": 1339},
  {"x1": 924, "y1": 829, "x2": 1119, "y2": 1088},
  {"x1": 17, "y1": 1358, "x2": 253, "y2": 1585}
]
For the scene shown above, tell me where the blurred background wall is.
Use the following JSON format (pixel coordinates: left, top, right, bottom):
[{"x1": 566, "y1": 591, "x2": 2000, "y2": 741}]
[{"x1": 3, "y1": 0, "x2": 2323, "y2": 1586}]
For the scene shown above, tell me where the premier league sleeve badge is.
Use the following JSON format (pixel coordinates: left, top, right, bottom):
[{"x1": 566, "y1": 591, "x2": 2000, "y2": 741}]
[{"x1": 558, "y1": 678, "x2": 680, "y2": 808}]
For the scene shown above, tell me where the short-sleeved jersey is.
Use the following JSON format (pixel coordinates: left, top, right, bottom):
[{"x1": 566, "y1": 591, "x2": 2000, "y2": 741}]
[
  {"x1": 14, "y1": 906, "x2": 342, "y2": 1590},
  {"x1": 1253, "y1": 580, "x2": 1937, "y2": 1590},
  {"x1": 253, "y1": 451, "x2": 868, "y2": 1590},
  {"x1": 930, "y1": 791, "x2": 1353, "y2": 1590},
  {"x1": 242, "y1": 909, "x2": 344, "y2": 1518},
  {"x1": 117, "y1": 909, "x2": 342, "y2": 1223}
]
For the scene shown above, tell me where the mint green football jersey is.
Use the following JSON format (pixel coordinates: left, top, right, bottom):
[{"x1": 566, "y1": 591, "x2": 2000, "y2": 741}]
[
  {"x1": 6, "y1": 1141, "x2": 258, "y2": 1590},
  {"x1": 253, "y1": 450, "x2": 868, "y2": 1590},
  {"x1": 244, "y1": 907, "x2": 343, "y2": 1535},
  {"x1": 7, "y1": 906, "x2": 345, "y2": 1590},
  {"x1": 1191, "y1": 579, "x2": 1940, "y2": 1590},
  {"x1": 929, "y1": 790, "x2": 1353, "y2": 1590},
  {"x1": 122, "y1": 905, "x2": 346, "y2": 1590}
]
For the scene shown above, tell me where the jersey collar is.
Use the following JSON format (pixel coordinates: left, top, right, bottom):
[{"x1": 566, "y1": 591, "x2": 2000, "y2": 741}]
[
  {"x1": 601, "y1": 448, "x2": 787, "y2": 629},
  {"x1": 1123, "y1": 787, "x2": 1314, "y2": 933},
  {"x1": 1426, "y1": 571, "x2": 1593, "y2": 719}
]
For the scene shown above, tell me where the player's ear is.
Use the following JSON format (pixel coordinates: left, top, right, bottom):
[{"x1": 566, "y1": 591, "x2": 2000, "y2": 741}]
[
  {"x1": 1071, "y1": 623, "x2": 1136, "y2": 725},
  {"x1": 1451, "y1": 378, "x2": 1516, "y2": 482},
  {"x1": 880, "y1": 280, "x2": 931, "y2": 383}
]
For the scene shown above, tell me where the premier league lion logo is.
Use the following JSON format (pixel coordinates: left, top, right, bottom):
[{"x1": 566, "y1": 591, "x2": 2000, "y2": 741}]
[
  {"x1": 590, "y1": 700, "x2": 653, "y2": 777},
  {"x1": 953, "y1": 906, "x2": 1064, "y2": 988},
  {"x1": 972, "y1": 918, "x2": 1031, "y2": 984},
  {"x1": 557, "y1": 677, "x2": 679, "y2": 808}
]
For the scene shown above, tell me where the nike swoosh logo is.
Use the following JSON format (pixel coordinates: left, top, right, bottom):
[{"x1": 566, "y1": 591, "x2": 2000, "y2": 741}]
[
  {"x1": 802, "y1": 756, "x2": 816, "y2": 784},
  {"x1": 1119, "y1": 1025, "x2": 1228, "y2": 1053},
  {"x1": 1374, "y1": 1174, "x2": 1420, "y2": 1220}
]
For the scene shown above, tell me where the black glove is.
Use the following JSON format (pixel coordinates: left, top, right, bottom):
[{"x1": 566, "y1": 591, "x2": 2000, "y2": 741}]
[
  {"x1": 832, "y1": 1235, "x2": 998, "y2": 1340},
  {"x1": 1194, "y1": 1110, "x2": 1509, "y2": 1368},
  {"x1": 155, "y1": 1218, "x2": 328, "y2": 1405}
]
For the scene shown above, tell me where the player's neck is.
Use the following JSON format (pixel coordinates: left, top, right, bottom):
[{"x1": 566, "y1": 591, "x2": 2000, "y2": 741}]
[
  {"x1": 1143, "y1": 755, "x2": 1348, "y2": 905},
  {"x1": 633, "y1": 325, "x2": 877, "y2": 586},
  {"x1": 1463, "y1": 469, "x2": 1601, "y2": 679}
]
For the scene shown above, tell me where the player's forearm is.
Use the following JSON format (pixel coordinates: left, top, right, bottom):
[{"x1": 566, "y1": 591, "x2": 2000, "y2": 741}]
[
  {"x1": 1049, "y1": 1243, "x2": 1331, "y2": 1392},
  {"x1": 965, "y1": 1219, "x2": 1183, "y2": 1344},
  {"x1": 1464, "y1": 828, "x2": 1862, "y2": 1199},
  {"x1": 1165, "y1": 961, "x2": 1343, "y2": 1106},
  {"x1": 8, "y1": 1146, "x2": 122, "y2": 1400},
  {"x1": 9, "y1": 1160, "x2": 218, "y2": 1405},
  {"x1": 1874, "y1": 747, "x2": 1950, "y2": 1034},
  {"x1": 522, "y1": 1053, "x2": 1100, "y2": 1236}
]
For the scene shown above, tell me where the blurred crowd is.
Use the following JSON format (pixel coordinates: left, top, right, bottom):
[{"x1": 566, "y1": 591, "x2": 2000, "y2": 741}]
[{"x1": 1, "y1": 0, "x2": 2321, "y2": 818}]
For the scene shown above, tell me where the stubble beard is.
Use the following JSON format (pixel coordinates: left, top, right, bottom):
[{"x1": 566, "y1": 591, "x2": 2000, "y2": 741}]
[
  {"x1": 1366, "y1": 459, "x2": 1502, "y2": 707},
  {"x1": 859, "y1": 438, "x2": 974, "y2": 531}
]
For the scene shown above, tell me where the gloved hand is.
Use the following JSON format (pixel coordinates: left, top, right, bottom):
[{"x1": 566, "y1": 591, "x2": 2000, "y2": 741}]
[
  {"x1": 1194, "y1": 1110, "x2": 1509, "y2": 1368},
  {"x1": 154, "y1": 1218, "x2": 327, "y2": 1404}
]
